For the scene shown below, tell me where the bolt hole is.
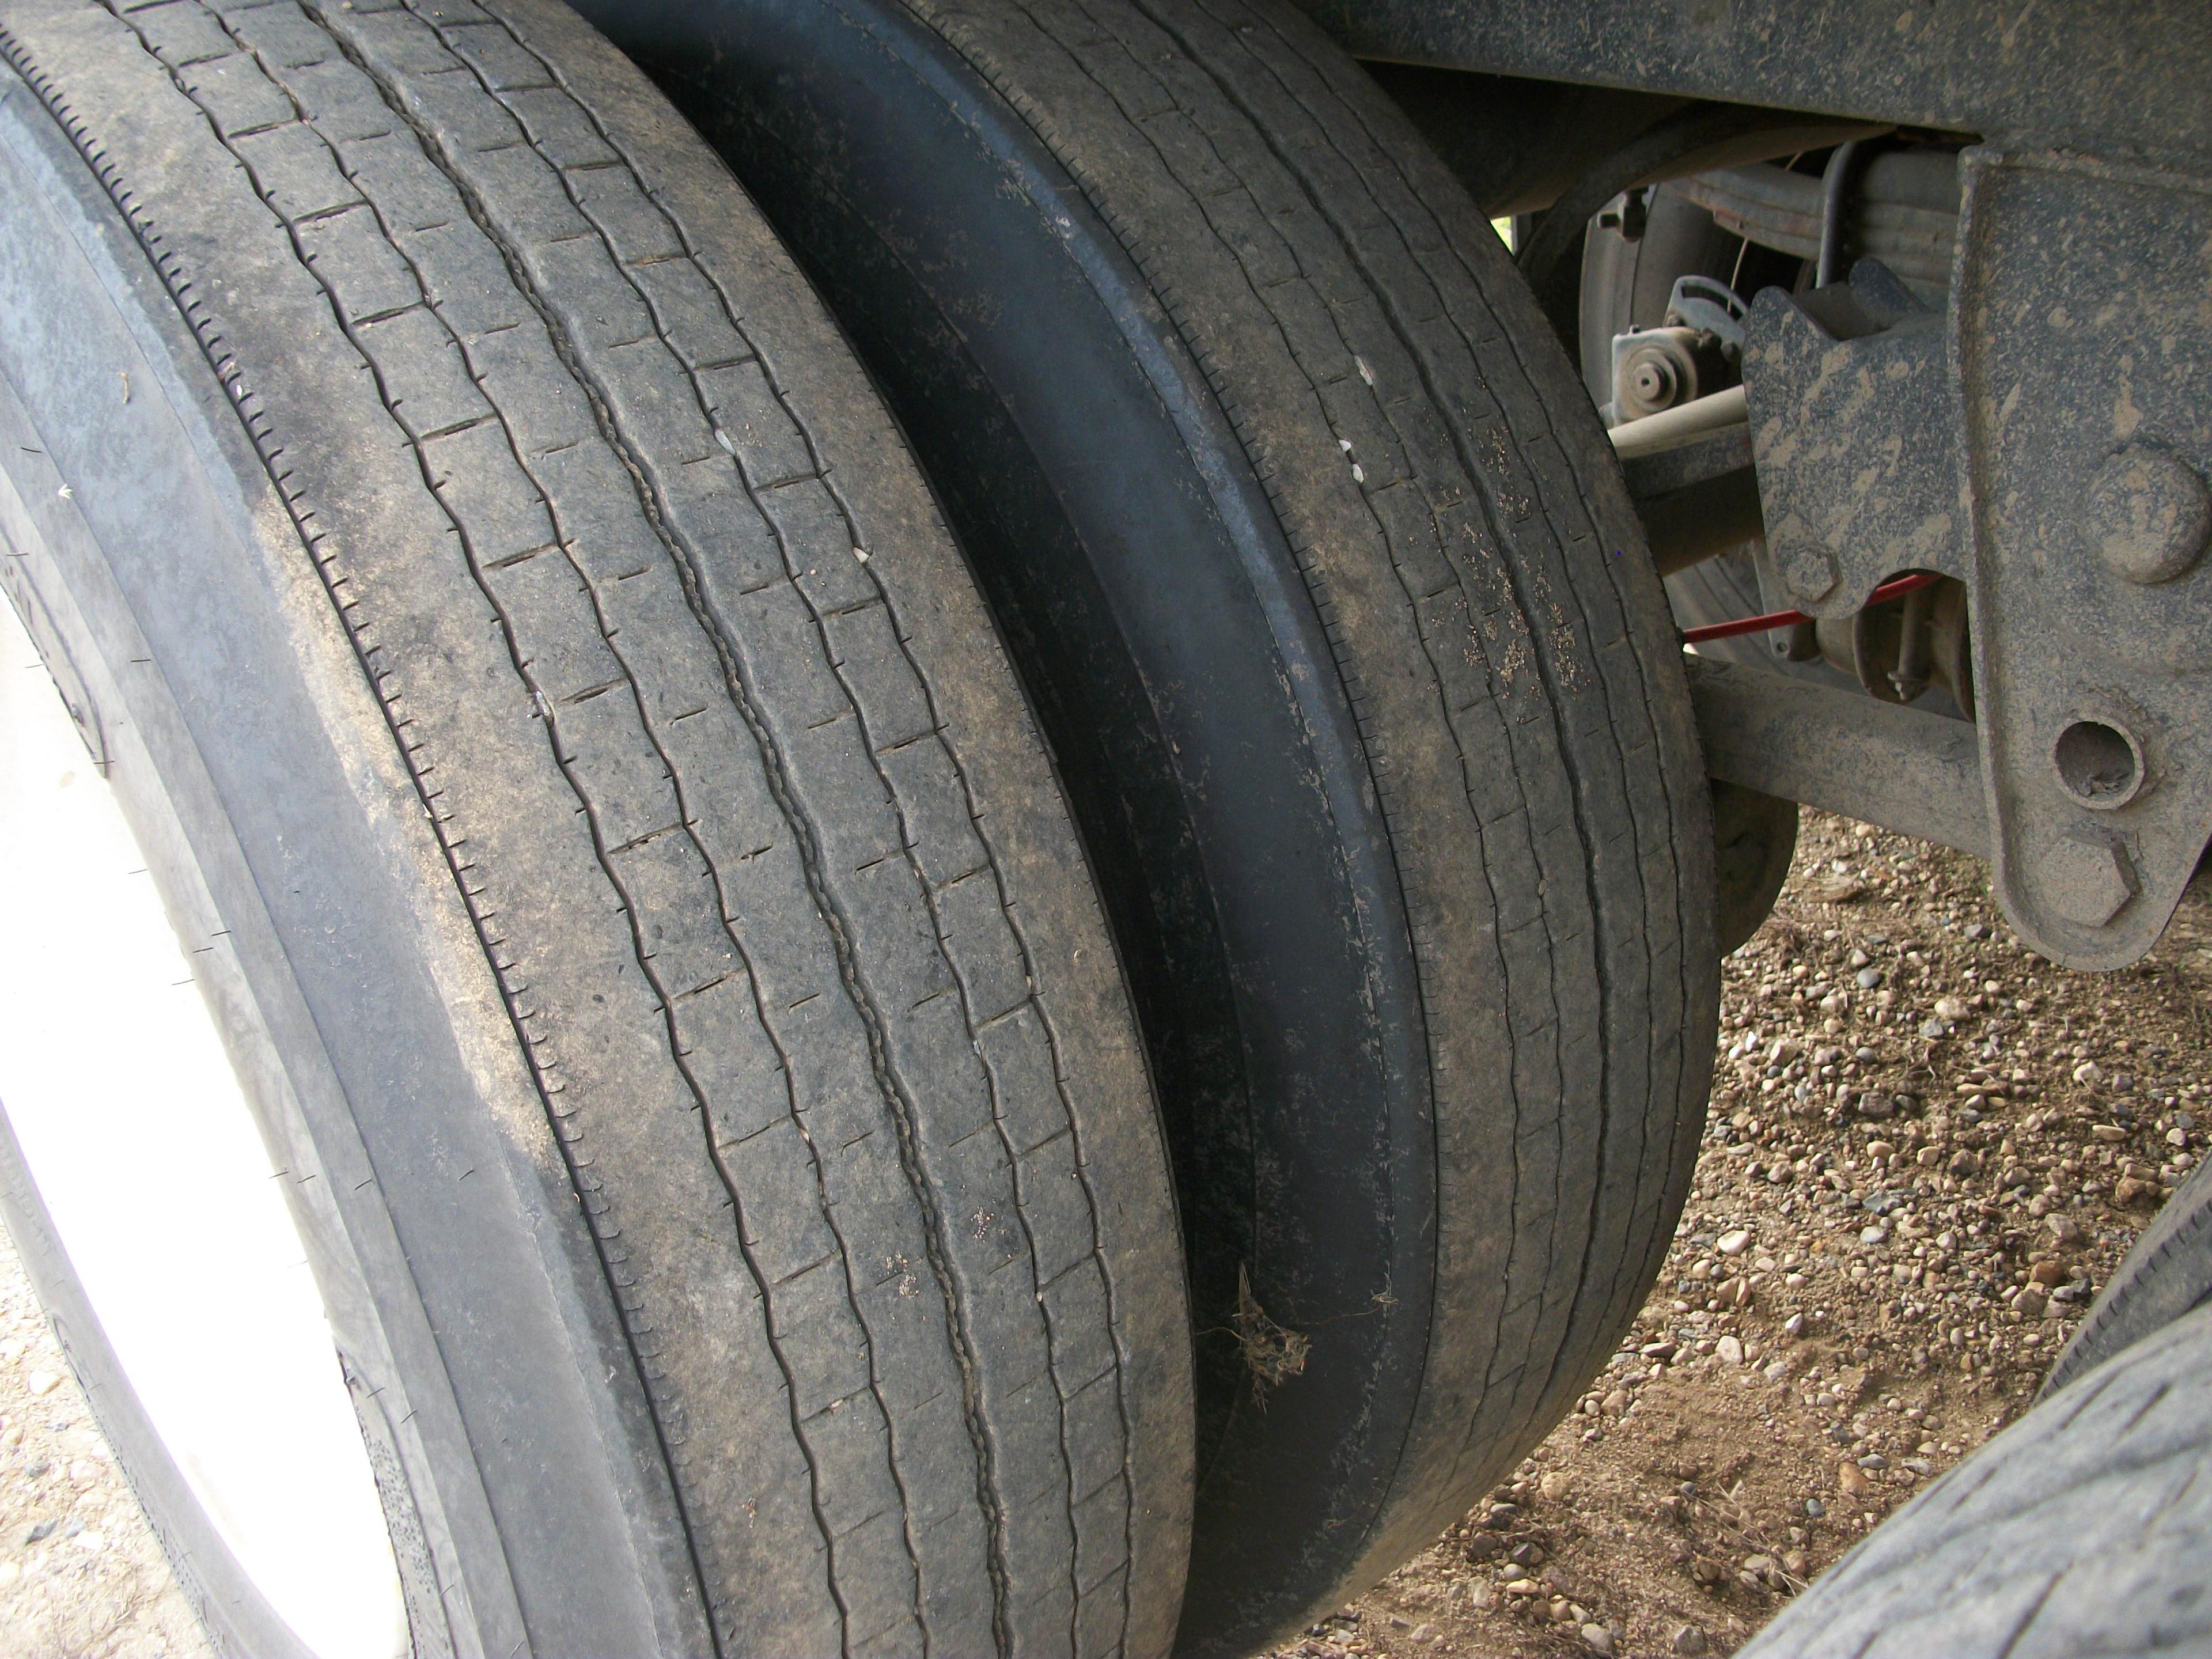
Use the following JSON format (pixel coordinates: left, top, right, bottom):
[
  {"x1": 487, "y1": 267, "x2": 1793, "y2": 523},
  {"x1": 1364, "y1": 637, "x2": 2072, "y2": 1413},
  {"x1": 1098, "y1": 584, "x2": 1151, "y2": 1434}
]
[{"x1": 2053, "y1": 719, "x2": 2142, "y2": 809}]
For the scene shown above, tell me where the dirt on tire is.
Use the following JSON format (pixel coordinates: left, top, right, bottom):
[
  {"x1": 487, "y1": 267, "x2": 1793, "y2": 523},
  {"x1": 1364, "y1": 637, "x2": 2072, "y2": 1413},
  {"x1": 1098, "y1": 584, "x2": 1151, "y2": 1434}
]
[{"x1": 4, "y1": 807, "x2": 2207, "y2": 1656}]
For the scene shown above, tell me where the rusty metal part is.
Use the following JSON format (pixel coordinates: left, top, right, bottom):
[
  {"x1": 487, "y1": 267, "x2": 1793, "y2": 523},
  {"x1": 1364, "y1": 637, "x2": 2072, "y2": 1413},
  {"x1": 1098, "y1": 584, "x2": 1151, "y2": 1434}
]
[{"x1": 1687, "y1": 657, "x2": 1986, "y2": 857}]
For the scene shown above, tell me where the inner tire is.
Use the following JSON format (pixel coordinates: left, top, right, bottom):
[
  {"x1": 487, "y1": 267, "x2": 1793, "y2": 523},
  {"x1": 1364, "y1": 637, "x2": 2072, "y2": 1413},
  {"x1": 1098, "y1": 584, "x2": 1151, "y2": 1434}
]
[
  {"x1": 579, "y1": 1, "x2": 1720, "y2": 1649},
  {"x1": 0, "y1": 2, "x2": 1191, "y2": 1653}
]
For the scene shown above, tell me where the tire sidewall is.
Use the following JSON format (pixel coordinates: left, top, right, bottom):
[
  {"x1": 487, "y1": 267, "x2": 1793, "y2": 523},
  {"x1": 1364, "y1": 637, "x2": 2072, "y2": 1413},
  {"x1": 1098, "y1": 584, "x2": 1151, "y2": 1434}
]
[{"x1": 0, "y1": 52, "x2": 701, "y2": 1657}]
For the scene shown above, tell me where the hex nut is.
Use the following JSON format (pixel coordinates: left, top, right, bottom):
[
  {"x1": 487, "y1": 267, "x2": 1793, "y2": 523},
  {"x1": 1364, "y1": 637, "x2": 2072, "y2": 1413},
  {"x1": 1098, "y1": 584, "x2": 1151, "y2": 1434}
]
[
  {"x1": 2084, "y1": 442, "x2": 2211, "y2": 585},
  {"x1": 2040, "y1": 830, "x2": 2139, "y2": 929},
  {"x1": 1774, "y1": 540, "x2": 1840, "y2": 603}
]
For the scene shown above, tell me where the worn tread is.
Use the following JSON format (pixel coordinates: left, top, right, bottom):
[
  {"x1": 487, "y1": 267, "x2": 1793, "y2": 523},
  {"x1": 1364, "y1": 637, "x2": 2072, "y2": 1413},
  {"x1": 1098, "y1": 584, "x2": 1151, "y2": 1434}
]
[
  {"x1": 0, "y1": 0, "x2": 1188, "y2": 1651},
  {"x1": 1744, "y1": 1300, "x2": 2212, "y2": 1659},
  {"x1": 779, "y1": 0, "x2": 1715, "y2": 1634}
]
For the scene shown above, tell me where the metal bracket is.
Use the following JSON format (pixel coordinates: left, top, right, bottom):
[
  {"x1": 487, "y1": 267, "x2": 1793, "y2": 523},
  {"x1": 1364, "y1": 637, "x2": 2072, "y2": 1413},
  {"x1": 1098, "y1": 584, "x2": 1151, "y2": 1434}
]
[{"x1": 1741, "y1": 147, "x2": 2212, "y2": 968}]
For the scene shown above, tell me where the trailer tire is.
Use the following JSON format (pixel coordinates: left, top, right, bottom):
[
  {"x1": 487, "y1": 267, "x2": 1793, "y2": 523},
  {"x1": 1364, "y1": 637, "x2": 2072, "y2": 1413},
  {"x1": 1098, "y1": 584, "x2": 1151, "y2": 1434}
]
[
  {"x1": 1741, "y1": 1299, "x2": 2212, "y2": 1659},
  {"x1": 0, "y1": 2, "x2": 1190, "y2": 1653},
  {"x1": 581, "y1": 1, "x2": 1720, "y2": 1649}
]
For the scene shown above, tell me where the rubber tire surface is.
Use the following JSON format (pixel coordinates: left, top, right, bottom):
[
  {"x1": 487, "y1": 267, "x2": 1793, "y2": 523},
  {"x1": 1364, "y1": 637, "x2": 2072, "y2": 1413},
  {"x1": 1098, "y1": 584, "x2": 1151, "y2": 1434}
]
[
  {"x1": 1741, "y1": 1299, "x2": 2212, "y2": 1659},
  {"x1": 2045, "y1": 1155, "x2": 2212, "y2": 1397},
  {"x1": 577, "y1": 2, "x2": 1719, "y2": 1650},
  {"x1": 0, "y1": 2, "x2": 1191, "y2": 1654}
]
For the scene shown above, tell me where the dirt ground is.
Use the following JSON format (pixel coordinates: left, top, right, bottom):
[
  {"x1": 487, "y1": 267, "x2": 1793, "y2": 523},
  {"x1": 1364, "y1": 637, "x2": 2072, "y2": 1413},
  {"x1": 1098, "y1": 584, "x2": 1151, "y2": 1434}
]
[{"x1": 0, "y1": 808, "x2": 2204, "y2": 1657}]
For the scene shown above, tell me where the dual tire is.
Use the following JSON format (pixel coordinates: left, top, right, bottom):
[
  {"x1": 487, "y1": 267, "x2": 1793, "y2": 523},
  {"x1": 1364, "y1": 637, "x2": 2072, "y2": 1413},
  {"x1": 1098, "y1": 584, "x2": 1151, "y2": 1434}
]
[{"x1": 0, "y1": 1, "x2": 1717, "y2": 1654}]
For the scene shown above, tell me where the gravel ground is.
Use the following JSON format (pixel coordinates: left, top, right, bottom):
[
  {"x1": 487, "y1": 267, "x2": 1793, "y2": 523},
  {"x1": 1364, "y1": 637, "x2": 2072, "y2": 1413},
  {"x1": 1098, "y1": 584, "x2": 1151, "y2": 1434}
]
[
  {"x1": 1, "y1": 809, "x2": 2203, "y2": 1657},
  {"x1": 0, "y1": 1225, "x2": 206, "y2": 1658}
]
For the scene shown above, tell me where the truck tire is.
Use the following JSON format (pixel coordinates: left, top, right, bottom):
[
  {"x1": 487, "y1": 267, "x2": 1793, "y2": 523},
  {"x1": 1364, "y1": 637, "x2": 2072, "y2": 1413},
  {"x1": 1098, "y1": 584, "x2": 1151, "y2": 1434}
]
[
  {"x1": 0, "y1": 2, "x2": 1191, "y2": 1654},
  {"x1": 575, "y1": 2, "x2": 1720, "y2": 1650},
  {"x1": 2044, "y1": 1154, "x2": 2212, "y2": 1397},
  {"x1": 1740, "y1": 1298, "x2": 2212, "y2": 1659}
]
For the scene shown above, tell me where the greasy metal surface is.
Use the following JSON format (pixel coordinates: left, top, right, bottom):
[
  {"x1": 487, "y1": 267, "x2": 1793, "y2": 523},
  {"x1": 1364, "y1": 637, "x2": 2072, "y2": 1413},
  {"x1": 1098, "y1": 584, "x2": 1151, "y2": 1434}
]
[
  {"x1": 1293, "y1": 0, "x2": 2212, "y2": 168},
  {"x1": 1688, "y1": 656, "x2": 1986, "y2": 856},
  {"x1": 1957, "y1": 148, "x2": 2212, "y2": 968}
]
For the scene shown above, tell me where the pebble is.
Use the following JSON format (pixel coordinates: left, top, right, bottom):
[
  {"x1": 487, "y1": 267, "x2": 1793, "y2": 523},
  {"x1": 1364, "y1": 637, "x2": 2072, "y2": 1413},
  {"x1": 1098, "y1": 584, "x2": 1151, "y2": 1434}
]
[
  {"x1": 1934, "y1": 997, "x2": 1968, "y2": 1022},
  {"x1": 1581, "y1": 1623, "x2": 1615, "y2": 1654},
  {"x1": 1837, "y1": 1461, "x2": 1870, "y2": 1496},
  {"x1": 1715, "y1": 1335, "x2": 1744, "y2": 1366},
  {"x1": 1804, "y1": 1498, "x2": 1825, "y2": 1518},
  {"x1": 1672, "y1": 1627, "x2": 1708, "y2": 1657},
  {"x1": 2014, "y1": 1286, "x2": 2047, "y2": 1317},
  {"x1": 2048, "y1": 1215, "x2": 2086, "y2": 1245},
  {"x1": 24, "y1": 1370, "x2": 57, "y2": 1397},
  {"x1": 1716, "y1": 1229, "x2": 1752, "y2": 1256},
  {"x1": 2074, "y1": 1061, "x2": 2104, "y2": 1085}
]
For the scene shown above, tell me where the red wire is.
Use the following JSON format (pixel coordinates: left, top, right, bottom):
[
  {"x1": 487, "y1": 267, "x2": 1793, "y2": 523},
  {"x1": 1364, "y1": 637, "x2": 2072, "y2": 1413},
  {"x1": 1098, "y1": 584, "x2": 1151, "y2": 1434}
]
[{"x1": 1680, "y1": 571, "x2": 1941, "y2": 645}]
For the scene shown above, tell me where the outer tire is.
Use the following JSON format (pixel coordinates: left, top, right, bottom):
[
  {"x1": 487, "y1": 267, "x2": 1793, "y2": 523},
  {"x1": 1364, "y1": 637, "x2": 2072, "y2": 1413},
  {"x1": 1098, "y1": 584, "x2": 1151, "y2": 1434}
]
[
  {"x1": 0, "y1": 2, "x2": 1190, "y2": 1654},
  {"x1": 1741, "y1": 1300, "x2": 2212, "y2": 1659},
  {"x1": 2045, "y1": 1156, "x2": 2212, "y2": 1397},
  {"x1": 577, "y1": 2, "x2": 1719, "y2": 1650}
]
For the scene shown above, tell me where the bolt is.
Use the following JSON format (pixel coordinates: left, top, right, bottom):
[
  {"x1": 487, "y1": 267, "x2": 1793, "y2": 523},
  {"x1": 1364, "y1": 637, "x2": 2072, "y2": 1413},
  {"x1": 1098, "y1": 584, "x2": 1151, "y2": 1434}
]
[
  {"x1": 2040, "y1": 830, "x2": 2138, "y2": 929},
  {"x1": 1774, "y1": 540, "x2": 1839, "y2": 602},
  {"x1": 2084, "y1": 442, "x2": 2211, "y2": 585}
]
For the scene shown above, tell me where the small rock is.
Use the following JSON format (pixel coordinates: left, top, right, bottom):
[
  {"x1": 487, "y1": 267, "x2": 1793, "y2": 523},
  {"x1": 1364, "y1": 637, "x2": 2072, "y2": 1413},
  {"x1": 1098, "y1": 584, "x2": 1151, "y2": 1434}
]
[
  {"x1": 1581, "y1": 1624, "x2": 1615, "y2": 1654},
  {"x1": 1672, "y1": 1626, "x2": 1709, "y2": 1657},
  {"x1": 24, "y1": 1519, "x2": 53, "y2": 1544},
  {"x1": 1717, "y1": 1229, "x2": 1752, "y2": 1256},
  {"x1": 1857, "y1": 968, "x2": 1883, "y2": 989},
  {"x1": 1921, "y1": 1017, "x2": 1947, "y2": 1039},
  {"x1": 1410, "y1": 1624, "x2": 1435, "y2": 1645},
  {"x1": 1483, "y1": 1502, "x2": 1519, "y2": 1529},
  {"x1": 1857, "y1": 1453, "x2": 1889, "y2": 1470},
  {"x1": 2074, "y1": 1061, "x2": 2104, "y2": 1085},
  {"x1": 1460, "y1": 1580, "x2": 1496, "y2": 1611},
  {"x1": 2014, "y1": 1285, "x2": 2047, "y2": 1317},
  {"x1": 1640, "y1": 1340, "x2": 1678, "y2": 1361},
  {"x1": 1837, "y1": 1461, "x2": 1870, "y2": 1496},
  {"x1": 1934, "y1": 997, "x2": 1968, "y2": 1022},
  {"x1": 2092, "y1": 1123, "x2": 2130, "y2": 1142},
  {"x1": 0, "y1": 1560, "x2": 16, "y2": 1588},
  {"x1": 1716, "y1": 1335, "x2": 1745, "y2": 1366},
  {"x1": 2047, "y1": 1215, "x2": 2086, "y2": 1245},
  {"x1": 25, "y1": 1370, "x2": 58, "y2": 1397},
  {"x1": 1804, "y1": 1497, "x2": 1825, "y2": 1518},
  {"x1": 1601, "y1": 1388, "x2": 1630, "y2": 1416},
  {"x1": 2031, "y1": 1260, "x2": 2067, "y2": 1286},
  {"x1": 1540, "y1": 1471, "x2": 1574, "y2": 1501}
]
